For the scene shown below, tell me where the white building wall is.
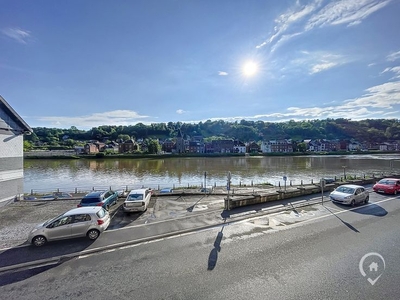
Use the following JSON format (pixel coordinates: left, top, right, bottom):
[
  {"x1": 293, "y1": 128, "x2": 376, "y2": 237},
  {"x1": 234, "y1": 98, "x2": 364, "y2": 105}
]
[{"x1": 0, "y1": 132, "x2": 24, "y2": 203}]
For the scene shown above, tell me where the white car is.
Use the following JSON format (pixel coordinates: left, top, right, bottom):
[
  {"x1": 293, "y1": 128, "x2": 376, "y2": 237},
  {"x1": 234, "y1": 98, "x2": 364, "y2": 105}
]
[
  {"x1": 122, "y1": 188, "x2": 152, "y2": 213},
  {"x1": 329, "y1": 184, "x2": 369, "y2": 206},
  {"x1": 28, "y1": 206, "x2": 110, "y2": 247}
]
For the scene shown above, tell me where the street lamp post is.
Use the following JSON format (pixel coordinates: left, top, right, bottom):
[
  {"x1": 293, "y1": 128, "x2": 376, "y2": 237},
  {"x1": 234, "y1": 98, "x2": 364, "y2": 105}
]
[
  {"x1": 227, "y1": 172, "x2": 231, "y2": 210},
  {"x1": 204, "y1": 171, "x2": 207, "y2": 195},
  {"x1": 342, "y1": 166, "x2": 347, "y2": 180}
]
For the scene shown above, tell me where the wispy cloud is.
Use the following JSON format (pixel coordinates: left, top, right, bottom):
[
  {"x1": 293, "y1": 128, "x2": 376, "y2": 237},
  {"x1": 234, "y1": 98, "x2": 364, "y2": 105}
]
[
  {"x1": 218, "y1": 71, "x2": 228, "y2": 76},
  {"x1": 257, "y1": 0, "x2": 392, "y2": 51},
  {"x1": 36, "y1": 110, "x2": 150, "y2": 129},
  {"x1": 176, "y1": 109, "x2": 186, "y2": 114},
  {"x1": 1, "y1": 27, "x2": 31, "y2": 44},
  {"x1": 306, "y1": 0, "x2": 392, "y2": 30},
  {"x1": 289, "y1": 51, "x2": 345, "y2": 74},
  {"x1": 256, "y1": 0, "x2": 321, "y2": 49},
  {"x1": 387, "y1": 50, "x2": 400, "y2": 61},
  {"x1": 201, "y1": 78, "x2": 400, "y2": 123},
  {"x1": 381, "y1": 66, "x2": 400, "y2": 79}
]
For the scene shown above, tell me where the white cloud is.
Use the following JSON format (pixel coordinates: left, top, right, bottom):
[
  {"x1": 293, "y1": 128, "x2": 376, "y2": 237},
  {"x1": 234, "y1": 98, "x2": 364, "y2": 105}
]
[
  {"x1": 387, "y1": 50, "x2": 400, "y2": 61},
  {"x1": 1, "y1": 27, "x2": 31, "y2": 44},
  {"x1": 37, "y1": 110, "x2": 150, "y2": 129},
  {"x1": 306, "y1": 0, "x2": 391, "y2": 30},
  {"x1": 381, "y1": 66, "x2": 400, "y2": 79},
  {"x1": 258, "y1": 0, "x2": 391, "y2": 51},
  {"x1": 289, "y1": 51, "x2": 345, "y2": 75},
  {"x1": 256, "y1": 0, "x2": 321, "y2": 49},
  {"x1": 176, "y1": 109, "x2": 185, "y2": 114},
  {"x1": 310, "y1": 62, "x2": 338, "y2": 74},
  {"x1": 218, "y1": 71, "x2": 228, "y2": 76}
]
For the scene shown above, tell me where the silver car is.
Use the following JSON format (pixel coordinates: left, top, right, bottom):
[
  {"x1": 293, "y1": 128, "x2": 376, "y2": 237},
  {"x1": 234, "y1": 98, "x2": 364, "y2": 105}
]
[
  {"x1": 122, "y1": 188, "x2": 152, "y2": 213},
  {"x1": 28, "y1": 206, "x2": 110, "y2": 246},
  {"x1": 329, "y1": 184, "x2": 369, "y2": 206}
]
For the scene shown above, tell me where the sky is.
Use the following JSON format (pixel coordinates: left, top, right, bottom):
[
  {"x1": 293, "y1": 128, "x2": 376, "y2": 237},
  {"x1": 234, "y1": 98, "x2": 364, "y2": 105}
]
[{"x1": 1, "y1": 0, "x2": 400, "y2": 130}]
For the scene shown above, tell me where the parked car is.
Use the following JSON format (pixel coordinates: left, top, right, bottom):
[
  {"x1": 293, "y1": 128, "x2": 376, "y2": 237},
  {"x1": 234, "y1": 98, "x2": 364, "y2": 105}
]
[
  {"x1": 322, "y1": 178, "x2": 335, "y2": 184},
  {"x1": 122, "y1": 188, "x2": 152, "y2": 213},
  {"x1": 373, "y1": 178, "x2": 400, "y2": 195},
  {"x1": 329, "y1": 184, "x2": 369, "y2": 206},
  {"x1": 160, "y1": 188, "x2": 173, "y2": 193},
  {"x1": 77, "y1": 190, "x2": 118, "y2": 210},
  {"x1": 41, "y1": 192, "x2": 73, "y2": 200},
  {"x1": 28, "y1": 206, "x2": 110, "y2": 247}
]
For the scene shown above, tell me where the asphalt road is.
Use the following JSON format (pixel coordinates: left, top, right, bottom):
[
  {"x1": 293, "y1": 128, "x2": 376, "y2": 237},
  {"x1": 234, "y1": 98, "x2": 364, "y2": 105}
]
[{"x1": 1, "y1": 191, "x2": 399, "y2": 299}]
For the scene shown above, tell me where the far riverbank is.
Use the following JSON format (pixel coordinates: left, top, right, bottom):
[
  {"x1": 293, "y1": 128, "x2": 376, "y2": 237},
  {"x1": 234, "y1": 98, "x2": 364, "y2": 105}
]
[{"x1": 23, "y1": 150, "x2": 399, "y2": 159}]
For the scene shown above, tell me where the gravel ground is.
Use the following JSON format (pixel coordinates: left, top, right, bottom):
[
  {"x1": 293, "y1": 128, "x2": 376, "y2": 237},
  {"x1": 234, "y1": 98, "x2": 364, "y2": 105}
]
[{"x1": 0, "y1": 199, "x2": 80, "y2": 249}]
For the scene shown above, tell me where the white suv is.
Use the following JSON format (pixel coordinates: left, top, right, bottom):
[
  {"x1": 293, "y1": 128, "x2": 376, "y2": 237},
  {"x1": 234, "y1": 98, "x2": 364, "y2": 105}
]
[{"x1": 28, "y1": 206, "x2": 110, "y2": 246}]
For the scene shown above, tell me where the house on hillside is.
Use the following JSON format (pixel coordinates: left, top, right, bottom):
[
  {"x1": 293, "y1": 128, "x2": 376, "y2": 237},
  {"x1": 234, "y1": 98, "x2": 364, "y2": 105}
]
[
  {"x1": 0, "y1": 96, "x2": 32, "y2": 203},
  {"x1": 119, "y1": 139, "x2": 138, "y2": 153}
]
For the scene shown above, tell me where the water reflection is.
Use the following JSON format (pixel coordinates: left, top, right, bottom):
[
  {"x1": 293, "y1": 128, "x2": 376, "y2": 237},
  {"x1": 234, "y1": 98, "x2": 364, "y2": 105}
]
[{"x1": 23, "y1": 154, "x2": 399, "y2": 192}]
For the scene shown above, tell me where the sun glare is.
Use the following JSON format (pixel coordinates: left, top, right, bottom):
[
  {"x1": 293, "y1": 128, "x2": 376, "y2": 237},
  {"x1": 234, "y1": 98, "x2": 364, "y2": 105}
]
[{"x1": 243, "y1": 61, "x2": 258, "y2": 77}]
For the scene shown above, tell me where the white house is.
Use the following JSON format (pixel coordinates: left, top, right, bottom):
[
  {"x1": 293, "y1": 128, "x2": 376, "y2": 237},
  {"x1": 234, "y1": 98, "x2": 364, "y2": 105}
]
[{"x1": 0, "y1": 96, "x2": 32, "y2": 204}]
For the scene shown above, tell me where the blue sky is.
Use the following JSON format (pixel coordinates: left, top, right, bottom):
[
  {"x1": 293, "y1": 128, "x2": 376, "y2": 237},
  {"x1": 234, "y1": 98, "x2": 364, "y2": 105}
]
[{"x1": 1, "y1": 0, "x2": 400, "y2": 130}]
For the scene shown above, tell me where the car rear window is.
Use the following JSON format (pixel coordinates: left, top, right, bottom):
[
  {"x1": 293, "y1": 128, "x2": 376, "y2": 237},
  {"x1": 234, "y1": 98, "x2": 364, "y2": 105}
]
[
  {"x1": 96, "y1": 208, "x2": 106, "y2": 218},
  {"x1": 127, "y1": 194, "x2": 143, "y2": 201},
  {"x1": 81, "y1": 197, "x2": 101, "y2": 204}
]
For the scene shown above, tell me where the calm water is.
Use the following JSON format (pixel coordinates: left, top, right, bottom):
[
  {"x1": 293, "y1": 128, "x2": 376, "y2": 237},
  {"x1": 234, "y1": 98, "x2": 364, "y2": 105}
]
[{"x1": 23, "y1": 154, "x2": 400, "y2": 193}]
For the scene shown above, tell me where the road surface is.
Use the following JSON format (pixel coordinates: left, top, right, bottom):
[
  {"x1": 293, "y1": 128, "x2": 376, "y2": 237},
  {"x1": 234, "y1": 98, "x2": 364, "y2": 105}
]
[{"x1": 0, "y1": 192, "x2": 399, "y2": 299}]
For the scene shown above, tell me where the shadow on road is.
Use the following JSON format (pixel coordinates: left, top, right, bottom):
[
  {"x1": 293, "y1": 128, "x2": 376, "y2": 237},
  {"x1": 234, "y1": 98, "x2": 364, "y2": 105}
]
[
  {"x1": 0, "y1": 264, "x2": 60, "y2": 287},
  {"x1": 0, "y1": 238, "x2": 95, "y2": 270},
  {"x1": 332, "y1": 202, "x2": 388, "y2": 217},
  {"x1": 187, "y1": 196, "x2": 206, "y2": 212},
  {"x1": 208, "y1": 226, "x2": 224, "y2": 271},
  {"x1": 352, "y1": 203, "x2": 388, "y2": 217},
  {"x1": 108, "y1": 206, "x2": 143, "y2": 230},
  {"x1": 324, "y1": 205, "x2": 360, "y2": 233}
]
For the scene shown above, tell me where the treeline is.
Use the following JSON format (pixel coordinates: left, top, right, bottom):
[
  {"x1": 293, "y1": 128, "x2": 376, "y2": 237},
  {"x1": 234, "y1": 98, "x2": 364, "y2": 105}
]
[{"x1": 24, "y1": 118, "x2": 400, "y2": 149}]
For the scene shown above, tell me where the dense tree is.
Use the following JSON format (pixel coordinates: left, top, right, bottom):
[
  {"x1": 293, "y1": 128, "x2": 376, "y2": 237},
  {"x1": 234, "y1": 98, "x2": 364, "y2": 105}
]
[{"x1": 25, "y1": 118, "x2": 400, "y2": 149}]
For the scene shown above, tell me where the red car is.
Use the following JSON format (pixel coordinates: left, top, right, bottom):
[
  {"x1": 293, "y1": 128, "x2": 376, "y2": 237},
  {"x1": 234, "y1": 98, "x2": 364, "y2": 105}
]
[{"x1": 373, "y1": 178, "x2": 400, "y2": 195}]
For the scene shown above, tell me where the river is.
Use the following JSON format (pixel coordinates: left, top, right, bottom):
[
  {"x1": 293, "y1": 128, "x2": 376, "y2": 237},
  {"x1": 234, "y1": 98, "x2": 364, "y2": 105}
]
[{"x1": 23, "y1": 154, "x2": 400, "y2": 194}]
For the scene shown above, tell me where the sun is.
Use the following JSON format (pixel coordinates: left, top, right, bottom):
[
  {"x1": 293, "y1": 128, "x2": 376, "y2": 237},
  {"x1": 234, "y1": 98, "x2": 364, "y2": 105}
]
[{"x1": 243, "y1": 61, "x2": 258, "y2": 77}]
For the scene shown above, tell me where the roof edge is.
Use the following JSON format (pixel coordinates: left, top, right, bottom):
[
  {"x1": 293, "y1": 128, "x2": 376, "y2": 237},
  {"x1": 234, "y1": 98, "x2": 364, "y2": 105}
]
[{"x1": 0, "y1": 95, "x2": 33, "y2": 134}]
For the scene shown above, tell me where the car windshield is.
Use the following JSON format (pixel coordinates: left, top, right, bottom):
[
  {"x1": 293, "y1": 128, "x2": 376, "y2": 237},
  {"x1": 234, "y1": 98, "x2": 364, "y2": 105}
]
[
  {"x1": 127, "y1": 194, "x2": 143, "y2": 201},
  {"x1": 96, "y1": 208, "x2": 106, "y2": 218},
  {"x1": 43, "y1": 213, "x2": 64, "y2": 226},
  {"x1": 378, "y1": 180, "x2": 395, "y2": 185},
  {"x1": 336, "y1": 186, "x2": 355, "y2": 194},
  {"x1": 81, "y1": 197, "x2": 101, "y2": 204}
]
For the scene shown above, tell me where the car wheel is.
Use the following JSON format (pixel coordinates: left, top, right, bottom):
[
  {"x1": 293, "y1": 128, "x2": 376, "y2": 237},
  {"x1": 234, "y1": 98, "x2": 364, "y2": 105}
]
[
  {"x1": 106, "y1": 205, "x2": 110, "y2": 211},
  {"x1": 351, "y1": 199, "x2": 356, "y2": 207},
  {"x1": 364, "y1": 196, "x2": 369, "y2": 204},
  {"x1": 87, "y1": 229, "x2": 100, "y2": 240},
  {"x1": 394, "y1": 190, "x2": 398, "y2": 195},
  {"x1": 32, "y1": 235, "x2": 47, "y2": 247}
]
